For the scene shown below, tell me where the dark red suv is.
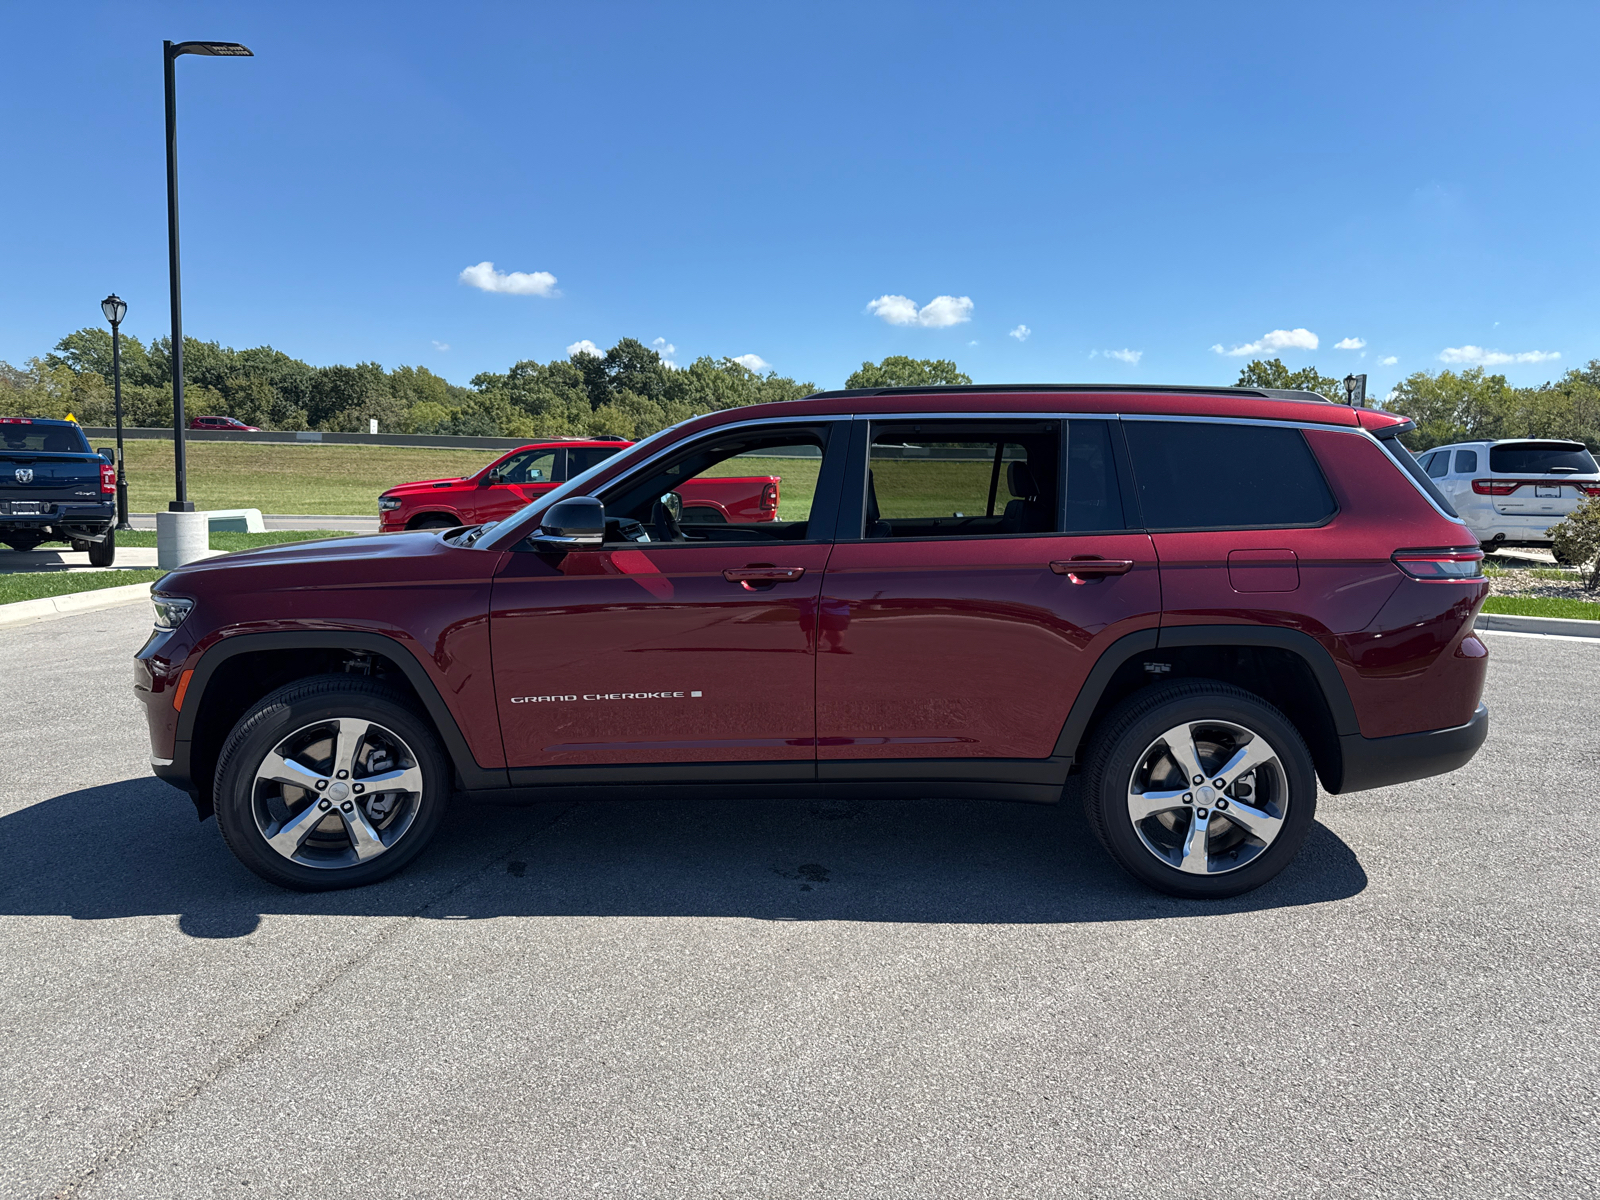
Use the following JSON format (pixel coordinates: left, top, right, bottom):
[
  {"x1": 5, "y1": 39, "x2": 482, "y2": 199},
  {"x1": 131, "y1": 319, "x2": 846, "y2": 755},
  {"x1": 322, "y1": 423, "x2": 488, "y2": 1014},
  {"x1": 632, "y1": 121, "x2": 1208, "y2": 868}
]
[{"x1": 136, "y1": 385, "x2": 1489, "y2": 898}]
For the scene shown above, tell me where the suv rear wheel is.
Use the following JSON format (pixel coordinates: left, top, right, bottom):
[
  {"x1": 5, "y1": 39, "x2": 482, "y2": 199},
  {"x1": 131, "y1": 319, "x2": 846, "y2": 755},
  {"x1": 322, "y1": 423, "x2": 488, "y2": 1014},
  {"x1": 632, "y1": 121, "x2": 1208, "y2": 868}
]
[
  {"x1": 213, "y1": 675, "x2": 450, "y2": 891},
  {"x1": 1081, "y1": 682, "x2": 1317, "y2": 899}
]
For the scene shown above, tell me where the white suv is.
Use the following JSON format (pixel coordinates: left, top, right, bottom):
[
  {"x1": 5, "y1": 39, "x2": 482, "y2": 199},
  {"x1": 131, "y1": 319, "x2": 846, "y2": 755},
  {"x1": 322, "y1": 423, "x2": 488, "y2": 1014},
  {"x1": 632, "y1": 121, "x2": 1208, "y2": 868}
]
[{"x1": 1417, "y1": 438, "x2": 1600, "y2": 548}]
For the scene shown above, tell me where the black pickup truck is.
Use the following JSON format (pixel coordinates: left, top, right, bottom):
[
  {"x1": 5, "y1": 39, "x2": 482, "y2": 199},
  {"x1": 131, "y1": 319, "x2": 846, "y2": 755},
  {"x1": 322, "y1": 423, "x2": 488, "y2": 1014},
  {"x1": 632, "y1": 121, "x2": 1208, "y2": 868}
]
[{"x1": 0, "y1": 417, "x2": 118, "y2": 565}]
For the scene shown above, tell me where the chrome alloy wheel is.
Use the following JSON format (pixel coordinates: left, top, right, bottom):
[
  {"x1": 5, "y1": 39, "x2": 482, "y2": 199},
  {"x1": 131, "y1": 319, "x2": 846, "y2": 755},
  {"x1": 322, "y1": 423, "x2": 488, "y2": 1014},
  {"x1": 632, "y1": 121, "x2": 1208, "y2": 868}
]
[
  {"x1": 251, "y1": 717, "x2": 425, "y2": 869},
  {"x1": 1125, "y1": 719, "x2": 1287, "y2": 876}
]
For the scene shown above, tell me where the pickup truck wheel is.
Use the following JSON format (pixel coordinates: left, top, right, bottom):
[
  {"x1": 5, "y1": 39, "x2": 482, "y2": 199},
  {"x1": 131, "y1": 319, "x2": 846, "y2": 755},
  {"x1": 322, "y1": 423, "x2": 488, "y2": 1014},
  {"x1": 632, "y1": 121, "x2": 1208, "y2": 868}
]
[
  {"x1": 212, "y1": 675, "x2": 450, "y2": 891},
  {"x1": 409, "y1": 514, "x2": 457, "y2": 530},
  {"x1": 1081, "y1": 682, "x2": 1316, "y2": 900},
  {"x1": 86, "y1": 531, "x2": 115, "y2": 567}
]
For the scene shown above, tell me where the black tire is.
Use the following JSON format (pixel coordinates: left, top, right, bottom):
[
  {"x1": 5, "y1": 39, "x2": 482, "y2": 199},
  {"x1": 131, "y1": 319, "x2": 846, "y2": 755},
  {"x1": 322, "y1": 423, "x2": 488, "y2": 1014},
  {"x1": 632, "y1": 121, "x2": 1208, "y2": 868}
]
[
  {"x1": 408, "y1": 514, "x2": 458, "y2": 531},
  {"x1": 212, "y1": 675, "x2": 451, "y2": 891},
  {"x1": 1081, "y1": 680, "x2": 1317, "y2": 899},
  {"x1": 70, "y1": 537, "x2": 90, "y2": 553},
  {"x1": 86, "y1": 531, "x2": 115, "y2": 567}
]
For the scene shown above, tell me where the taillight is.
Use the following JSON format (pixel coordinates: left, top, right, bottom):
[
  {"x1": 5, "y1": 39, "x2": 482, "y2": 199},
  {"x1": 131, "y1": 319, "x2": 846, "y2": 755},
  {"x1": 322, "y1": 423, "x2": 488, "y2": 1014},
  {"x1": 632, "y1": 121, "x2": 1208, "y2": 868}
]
[
  {"x1": 760, "y1": 481, "x2": 778, "y2": 512},
  {"x1": 100, "y1": 463, "x2": 116, "y2": 494},
  {"x1": 1392, "y1": 547, "x2": 1484, "y2": 580},
  {"x1": 1578, "y1": 482, "x2": 1600, "y2": 497},
  {"x1": 1471, "y1": 479, "x2": 1519, "y2": 495}
]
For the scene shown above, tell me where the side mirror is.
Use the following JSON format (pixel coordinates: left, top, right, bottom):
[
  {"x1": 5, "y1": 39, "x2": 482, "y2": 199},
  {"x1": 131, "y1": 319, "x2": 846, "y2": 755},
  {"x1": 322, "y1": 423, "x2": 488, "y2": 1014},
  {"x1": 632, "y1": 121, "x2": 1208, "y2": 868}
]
[
  {"x1": 659, "y1": 491, "x2": 683, "y2": 522},
  {"x1": 530, "y1": 497, "x2": 605, "y2": 551},
  {"x1": 96, "y1": 447, "x2": 114, "y2": 462}
]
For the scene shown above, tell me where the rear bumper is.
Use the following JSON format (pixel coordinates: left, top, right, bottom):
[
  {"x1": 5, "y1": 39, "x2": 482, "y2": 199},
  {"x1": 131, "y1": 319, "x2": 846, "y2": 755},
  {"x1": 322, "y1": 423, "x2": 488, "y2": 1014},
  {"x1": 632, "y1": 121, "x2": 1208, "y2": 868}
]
[{"x1": 1333, "y1": 702, "x2": 1489, "y2": 794}]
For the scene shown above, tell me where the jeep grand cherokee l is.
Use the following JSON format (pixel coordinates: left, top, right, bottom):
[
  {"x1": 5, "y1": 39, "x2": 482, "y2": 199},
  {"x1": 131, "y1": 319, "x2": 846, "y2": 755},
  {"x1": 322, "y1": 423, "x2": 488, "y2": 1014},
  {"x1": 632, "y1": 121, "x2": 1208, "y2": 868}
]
[{"x1": 137, "y1": 385, "x2": 1490, "y2": 898}]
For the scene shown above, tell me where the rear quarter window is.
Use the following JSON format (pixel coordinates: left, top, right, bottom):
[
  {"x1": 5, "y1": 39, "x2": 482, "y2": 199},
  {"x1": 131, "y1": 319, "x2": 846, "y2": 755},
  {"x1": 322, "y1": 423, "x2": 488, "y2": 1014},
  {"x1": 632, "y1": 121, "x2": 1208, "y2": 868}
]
[{"x1": 1122, "y1": 420, "x2": 1337, "y2": 530}]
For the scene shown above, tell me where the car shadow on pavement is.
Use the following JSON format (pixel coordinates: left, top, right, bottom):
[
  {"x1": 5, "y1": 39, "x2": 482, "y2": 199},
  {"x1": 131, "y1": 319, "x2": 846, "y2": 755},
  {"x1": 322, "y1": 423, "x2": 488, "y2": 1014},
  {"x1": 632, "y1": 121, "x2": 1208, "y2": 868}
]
[{"x1": 0, "y1": 776, "x2": 1367, "y2": 938}]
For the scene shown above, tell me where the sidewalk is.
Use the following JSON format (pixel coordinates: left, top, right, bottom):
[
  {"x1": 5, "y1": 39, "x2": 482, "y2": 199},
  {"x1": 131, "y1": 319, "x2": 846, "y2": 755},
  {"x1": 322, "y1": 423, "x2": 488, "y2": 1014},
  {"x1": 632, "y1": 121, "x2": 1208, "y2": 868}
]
[
  {"x1": 0, "y1": 546, "x2": 223, "y2": 575},
  {"x1": 128, "y1": 513, "x2": 379, "y2": 533}
]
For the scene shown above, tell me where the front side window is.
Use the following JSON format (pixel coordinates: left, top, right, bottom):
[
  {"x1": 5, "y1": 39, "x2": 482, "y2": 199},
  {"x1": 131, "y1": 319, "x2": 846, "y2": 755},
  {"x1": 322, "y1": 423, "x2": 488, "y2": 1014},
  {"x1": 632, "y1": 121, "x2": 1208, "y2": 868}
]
[
  {"x1": 864, "y1": 421, "x2": 1062, "y2": 538},
  {"x1": 1454, "y1": 449, "x2": 1479, "y2": 474},
  {"x1": 600, "y1": 425, "x2": 830, "y2": 543},
  {"x1": 1122, "y1": 420, "x2": 1337, "y2": 531},
  {"x1": 494, "y1": 450, "x2": 557, "y2": 485}
]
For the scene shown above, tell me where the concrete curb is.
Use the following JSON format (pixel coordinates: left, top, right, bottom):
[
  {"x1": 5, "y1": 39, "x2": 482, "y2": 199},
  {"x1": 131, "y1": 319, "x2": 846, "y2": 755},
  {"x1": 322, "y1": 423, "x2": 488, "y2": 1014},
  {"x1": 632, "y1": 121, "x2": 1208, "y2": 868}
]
[
  {"x1": 1476, "y1": 612, "x2": 1600, "y2": 639},
  {"x1": 0, "y1": 581, "x2": 154, "y2": 629}
]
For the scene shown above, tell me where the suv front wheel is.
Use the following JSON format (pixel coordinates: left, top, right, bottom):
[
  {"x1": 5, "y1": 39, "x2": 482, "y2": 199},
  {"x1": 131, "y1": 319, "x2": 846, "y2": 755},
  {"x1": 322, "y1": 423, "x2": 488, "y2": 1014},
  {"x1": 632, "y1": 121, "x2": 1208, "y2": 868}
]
[
  {"x1": 1082, "y1": 682, "x2": 1317, "y2": 899},
  {"x1": 213, "y1": 675, "x2": 450, "y2": 891}
]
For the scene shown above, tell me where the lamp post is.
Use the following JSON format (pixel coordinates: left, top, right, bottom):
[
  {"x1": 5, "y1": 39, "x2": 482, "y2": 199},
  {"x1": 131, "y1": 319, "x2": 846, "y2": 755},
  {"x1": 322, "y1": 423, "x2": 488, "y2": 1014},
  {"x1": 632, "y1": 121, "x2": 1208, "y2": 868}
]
[
  {"x1": 159, "y1": 38, "x2": 251, "y2": 567},
  {"x1": 100, "y1": 294, "x2": 132, "y2": 531}
]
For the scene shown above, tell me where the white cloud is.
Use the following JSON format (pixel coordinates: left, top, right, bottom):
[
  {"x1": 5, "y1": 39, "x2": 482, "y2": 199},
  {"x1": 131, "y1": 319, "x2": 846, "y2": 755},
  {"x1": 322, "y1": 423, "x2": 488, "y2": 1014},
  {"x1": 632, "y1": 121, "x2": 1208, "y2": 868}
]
[
  {"x1": 566, "y1": 339, "x2": 603, "y2": 359},
  {"x1": 1009, "y1": 324, "x2": 1031, "y2": 342},
  {"x1": 459, "y1": 261, "x2": 559, "y2": 297},
  {"x1": 1211, "y1": 328, "x2": 1319, "y2": 357},
  {"x1": 1105, "y1": 348, "x2": 1143, "y2": 365},
  {"x1": 1379, "y1": 355, "x2": 1398, "y2": 366},
  {"x1": 650, "y1": 337, "x2": 683, "y2": 369},
  {"x1": 1438, "y1": 345, "x2": 1561, "y2": 366},
  {"x1": 1334, "y1": 336, "x2": 1366, "y2": 350},
  {"x1": 732, "y1": 353, "x2": 770, "y2": 373},
  {"x1": 431, "y1": 340, "x2": 450, "y2": 352},
  {"x1": 867, "y1": 293, "x2": 974, "y2": 328}
]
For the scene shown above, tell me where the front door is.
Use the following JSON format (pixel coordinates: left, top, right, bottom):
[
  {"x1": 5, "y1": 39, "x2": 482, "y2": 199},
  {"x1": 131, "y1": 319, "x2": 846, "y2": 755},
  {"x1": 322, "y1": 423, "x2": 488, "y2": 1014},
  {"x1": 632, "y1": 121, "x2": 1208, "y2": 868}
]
[
  {"x1": 490, "y1": 420, "x2": 846, "y2": 777},
  {"x1": 815, "y1": 417, "x2": 1161, "y2": 764}
]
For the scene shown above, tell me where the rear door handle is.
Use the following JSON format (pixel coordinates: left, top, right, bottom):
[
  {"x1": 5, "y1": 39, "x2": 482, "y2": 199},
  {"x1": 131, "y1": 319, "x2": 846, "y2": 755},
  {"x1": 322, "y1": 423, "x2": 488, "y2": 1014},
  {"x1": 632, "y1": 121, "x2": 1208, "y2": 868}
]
[
  {"x1": 724, "y1": 566, "x2": 806, "y2": 584},
  {"x1": 1050, "y1": 557, "x2": 1135, "y2": 582}
]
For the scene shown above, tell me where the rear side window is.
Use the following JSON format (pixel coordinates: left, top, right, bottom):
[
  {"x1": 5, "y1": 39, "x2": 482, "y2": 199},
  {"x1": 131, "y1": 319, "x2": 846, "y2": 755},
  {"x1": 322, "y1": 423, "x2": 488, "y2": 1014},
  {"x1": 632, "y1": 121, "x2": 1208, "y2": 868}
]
[
  {"x1": 567, "y1": 445, "x2": 624, "y2": 474},
  {"x1": 1489, "y1": 442, "x2": 1599, "y2": 474},
  {"x1": 1122, "y1": 420, "x2": 1337, "y2": 531},
  {"x1": 1426, "y1": 453, "x2": 1449, "y2": 479},
  {"x1": 1454, "y1": 449, "x2": 1478, "y2": 474}
]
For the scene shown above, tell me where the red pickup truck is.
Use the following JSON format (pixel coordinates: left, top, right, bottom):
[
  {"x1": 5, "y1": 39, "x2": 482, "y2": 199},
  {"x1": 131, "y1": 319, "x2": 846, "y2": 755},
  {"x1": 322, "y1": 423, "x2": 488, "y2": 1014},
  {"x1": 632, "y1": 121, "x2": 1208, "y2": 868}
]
[{"x1": 378, "y1": 438, "x2": 780, "y2": 532}]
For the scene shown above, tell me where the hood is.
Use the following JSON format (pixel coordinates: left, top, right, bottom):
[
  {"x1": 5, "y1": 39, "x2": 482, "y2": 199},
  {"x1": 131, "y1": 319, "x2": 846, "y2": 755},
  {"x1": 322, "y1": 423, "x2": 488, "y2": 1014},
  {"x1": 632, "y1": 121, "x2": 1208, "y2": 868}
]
[
  {"x1": 156, "y1": 530, "x2": 455, "y2": 592},
  {"x1": 382, "y1": 475, "x2": 473, "y2": 496}
]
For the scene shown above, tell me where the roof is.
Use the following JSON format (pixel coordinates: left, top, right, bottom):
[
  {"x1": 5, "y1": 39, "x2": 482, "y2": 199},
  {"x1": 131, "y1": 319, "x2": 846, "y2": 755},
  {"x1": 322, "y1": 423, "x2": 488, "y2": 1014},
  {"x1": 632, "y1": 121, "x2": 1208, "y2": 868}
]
[{"x1": 806, "y1": 383, "x2": 1336, "y2": 405}]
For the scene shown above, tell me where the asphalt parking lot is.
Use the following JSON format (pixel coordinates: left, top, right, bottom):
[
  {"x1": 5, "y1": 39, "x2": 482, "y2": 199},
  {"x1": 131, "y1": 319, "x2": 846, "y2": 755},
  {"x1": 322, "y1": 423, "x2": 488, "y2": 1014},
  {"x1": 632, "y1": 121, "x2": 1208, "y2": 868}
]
[{"x1": 0, "y1": 606, "x2": 1594, "y2": 1199}]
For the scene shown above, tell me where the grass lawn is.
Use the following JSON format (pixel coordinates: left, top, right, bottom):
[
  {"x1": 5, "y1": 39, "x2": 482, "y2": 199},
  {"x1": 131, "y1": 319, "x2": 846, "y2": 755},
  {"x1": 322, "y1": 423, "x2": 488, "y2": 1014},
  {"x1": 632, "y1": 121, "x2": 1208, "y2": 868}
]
[
  {"x1": 121, "y1": 439, "x2": 495, "y2": 515},
  {"x1": 1481, "y1": 595, "x2": 1600, "y2": 621},
  {"x1": 0, "y1": 568, "x2": 165, "y2": 606}
]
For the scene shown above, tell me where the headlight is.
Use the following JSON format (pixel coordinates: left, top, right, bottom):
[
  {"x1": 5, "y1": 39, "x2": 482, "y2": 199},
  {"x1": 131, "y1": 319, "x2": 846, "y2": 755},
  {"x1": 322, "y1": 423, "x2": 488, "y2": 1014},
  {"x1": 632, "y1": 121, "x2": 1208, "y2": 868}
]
[
  {"x1": 152, "y1": 595, "x2": 194, "y2": 630},
  {"x1": 379, "y1": 497, "x2": 402, "y2": 511}
]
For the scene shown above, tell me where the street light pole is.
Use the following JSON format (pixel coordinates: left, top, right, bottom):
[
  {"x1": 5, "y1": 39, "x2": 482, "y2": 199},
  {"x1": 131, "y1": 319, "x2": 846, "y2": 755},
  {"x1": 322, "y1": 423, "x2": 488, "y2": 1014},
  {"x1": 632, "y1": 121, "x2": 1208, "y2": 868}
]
[
  {"x1": 162, "y1": 38, "x2": 252, "y2": 515},
  {"x1": 100, "y1": 294, "x2": 132, "y2": 530}
]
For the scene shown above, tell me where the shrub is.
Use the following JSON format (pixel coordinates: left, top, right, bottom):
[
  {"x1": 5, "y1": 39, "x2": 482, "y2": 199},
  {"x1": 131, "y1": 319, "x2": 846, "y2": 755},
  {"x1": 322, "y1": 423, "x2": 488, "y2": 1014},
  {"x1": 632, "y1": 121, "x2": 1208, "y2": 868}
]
[{"x1": 1550, "y1": 495, "x2": 1600, "y2": 589}]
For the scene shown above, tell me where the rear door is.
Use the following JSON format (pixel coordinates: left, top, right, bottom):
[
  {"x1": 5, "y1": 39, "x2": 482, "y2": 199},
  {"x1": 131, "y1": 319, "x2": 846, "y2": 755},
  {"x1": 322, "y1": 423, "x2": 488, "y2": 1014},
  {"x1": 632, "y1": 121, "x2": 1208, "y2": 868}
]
[
  {"x1": 814, "y1": 416, "x2": 1159, "y2": 765},
  {"x1": 490, "y1": 420, "x2": 847, "y2": 777}
]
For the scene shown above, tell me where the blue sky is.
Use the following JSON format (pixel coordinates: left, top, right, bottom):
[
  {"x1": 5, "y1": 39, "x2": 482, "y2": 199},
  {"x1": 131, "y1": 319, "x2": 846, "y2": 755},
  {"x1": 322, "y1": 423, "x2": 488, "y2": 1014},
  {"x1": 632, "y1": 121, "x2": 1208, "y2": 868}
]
[{"x1": 3, "y1": 1, "x2": 1597, "y2": 395}]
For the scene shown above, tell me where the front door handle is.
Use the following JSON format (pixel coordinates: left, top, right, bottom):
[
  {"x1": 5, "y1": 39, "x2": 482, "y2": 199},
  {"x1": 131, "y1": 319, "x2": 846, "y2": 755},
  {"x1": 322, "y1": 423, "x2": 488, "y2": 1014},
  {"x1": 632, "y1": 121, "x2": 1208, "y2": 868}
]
[
  {"x1": 1050, "y1": 557, "x2": 1135, "y2": 584},
  {"x1": 724, "y1": 565, "x2": 806, "y2": 587}
]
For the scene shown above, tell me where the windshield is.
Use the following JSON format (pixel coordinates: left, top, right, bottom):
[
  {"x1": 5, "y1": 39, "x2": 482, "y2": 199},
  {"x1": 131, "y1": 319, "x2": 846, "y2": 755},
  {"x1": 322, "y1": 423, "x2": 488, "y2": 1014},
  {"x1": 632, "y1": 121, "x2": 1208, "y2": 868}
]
[
  {"x1": 485, "y1": 421, "x2": 691, "y2": 546},
  {"x1": 1489, "y1": 442, "x2": 1598, "y2": 475}
]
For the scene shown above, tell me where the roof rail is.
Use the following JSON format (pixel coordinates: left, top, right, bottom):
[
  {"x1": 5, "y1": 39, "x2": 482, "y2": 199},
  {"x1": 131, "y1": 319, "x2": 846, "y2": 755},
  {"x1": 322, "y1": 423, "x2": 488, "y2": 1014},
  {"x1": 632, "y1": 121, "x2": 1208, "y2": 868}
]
[{"x1": 802, "y1": 383, "x2": 1336, "y2": 403}]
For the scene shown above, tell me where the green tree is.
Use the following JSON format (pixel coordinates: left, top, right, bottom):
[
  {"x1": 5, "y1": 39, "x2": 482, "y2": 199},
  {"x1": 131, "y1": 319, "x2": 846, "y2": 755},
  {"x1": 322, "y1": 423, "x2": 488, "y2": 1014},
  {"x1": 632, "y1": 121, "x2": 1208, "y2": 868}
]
[
  {"x1": 1380, "y1": 368, "x2": 1518, "y2": 450},
  {"x1": 1234, "y1": 358, "x2": 1346, "y2": 402},
  {"x1": 845, "y1": 356, "x2": 971, "y2": 390}
]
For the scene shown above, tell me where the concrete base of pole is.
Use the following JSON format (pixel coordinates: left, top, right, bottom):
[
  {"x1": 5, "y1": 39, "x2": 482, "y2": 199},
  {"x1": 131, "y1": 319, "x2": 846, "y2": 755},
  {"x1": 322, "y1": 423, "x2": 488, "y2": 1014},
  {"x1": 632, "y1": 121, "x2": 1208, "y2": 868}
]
[{"x1": 157, "y1": 509, "x2": 209, "y2": 569}]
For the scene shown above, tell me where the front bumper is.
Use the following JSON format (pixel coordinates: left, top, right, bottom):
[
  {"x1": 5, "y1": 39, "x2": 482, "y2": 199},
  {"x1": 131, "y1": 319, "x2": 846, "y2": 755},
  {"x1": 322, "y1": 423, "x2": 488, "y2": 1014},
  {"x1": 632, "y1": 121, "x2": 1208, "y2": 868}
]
[{"x1": 1333, "y1": 702, "x2": 1489, "y2": 793}]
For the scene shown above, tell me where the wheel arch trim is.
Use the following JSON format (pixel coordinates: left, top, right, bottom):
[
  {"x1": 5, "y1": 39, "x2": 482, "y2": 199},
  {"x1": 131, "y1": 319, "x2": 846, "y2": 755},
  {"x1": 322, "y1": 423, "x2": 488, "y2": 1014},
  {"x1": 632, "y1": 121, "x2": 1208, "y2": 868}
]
[
  {"x1": 1053, "y1": 624, "x2": 1360, "y2": 760},
  {"x1": 173, "y1": 630, "x2": 506, "y2": 794}
]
